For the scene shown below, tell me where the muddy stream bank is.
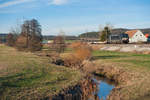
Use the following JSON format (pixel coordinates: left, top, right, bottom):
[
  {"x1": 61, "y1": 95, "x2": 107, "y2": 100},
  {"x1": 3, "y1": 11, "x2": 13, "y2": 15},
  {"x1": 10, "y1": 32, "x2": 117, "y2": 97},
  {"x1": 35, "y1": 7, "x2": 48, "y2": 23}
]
[{"x1": 48, "y1": 75, "x2": 116, "y2": 100}]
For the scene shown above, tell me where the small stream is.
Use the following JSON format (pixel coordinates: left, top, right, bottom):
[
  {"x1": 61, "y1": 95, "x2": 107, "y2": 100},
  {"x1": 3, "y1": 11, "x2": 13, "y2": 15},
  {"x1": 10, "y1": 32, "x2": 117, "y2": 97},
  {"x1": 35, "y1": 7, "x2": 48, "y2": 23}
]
[
  {"x1": 50, "y1": 75, "x2": 117, "y2": 100},
  {"x1": 92, "y1": 76, "x2": 116, "y2": 100}
]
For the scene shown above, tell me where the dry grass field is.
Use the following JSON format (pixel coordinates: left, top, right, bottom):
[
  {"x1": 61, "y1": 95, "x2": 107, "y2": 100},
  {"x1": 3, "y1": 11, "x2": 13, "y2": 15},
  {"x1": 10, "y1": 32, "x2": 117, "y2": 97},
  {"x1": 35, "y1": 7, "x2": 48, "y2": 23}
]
[{"x1": 0, "y1": 44, "x2": 82, "y2": 100}]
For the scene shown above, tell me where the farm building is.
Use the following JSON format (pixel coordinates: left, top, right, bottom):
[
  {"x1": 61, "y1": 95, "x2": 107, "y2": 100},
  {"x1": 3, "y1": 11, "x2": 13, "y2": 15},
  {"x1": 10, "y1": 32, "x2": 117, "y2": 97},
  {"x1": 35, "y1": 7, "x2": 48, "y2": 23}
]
[
  {"x1": 125, "y1": 30, "x2": 147, "y2": 43},
  {"x1": 0, "y1": 33, "x2": 8, "y2": 43}
]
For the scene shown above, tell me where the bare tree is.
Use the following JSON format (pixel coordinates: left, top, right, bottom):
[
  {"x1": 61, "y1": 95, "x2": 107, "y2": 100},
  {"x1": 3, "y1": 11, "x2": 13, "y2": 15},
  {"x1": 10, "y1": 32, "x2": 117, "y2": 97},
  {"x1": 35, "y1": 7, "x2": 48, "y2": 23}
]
[
  {"x1": 7, "y1": 20, "x2": 21, "y2": 46},
  {"x1": 6, "y1": 33, "x2": 16, "y2": 46},
  {"x1": 16, "y1": 19, "x2": 43, "y2": 51},
  {"x1": 52, "y1": 35, "x2": 66, "y2": 53},
  {"x1": 9, "y1": 19, "x2": 22, "y2": 37}
]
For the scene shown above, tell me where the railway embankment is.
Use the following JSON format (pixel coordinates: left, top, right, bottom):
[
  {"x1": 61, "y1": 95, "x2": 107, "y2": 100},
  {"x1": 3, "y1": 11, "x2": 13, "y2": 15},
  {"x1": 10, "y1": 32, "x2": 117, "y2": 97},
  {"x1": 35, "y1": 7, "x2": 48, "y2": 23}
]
[{"x1": 99, "y1": 44, "x2": 150, "y2": 54}]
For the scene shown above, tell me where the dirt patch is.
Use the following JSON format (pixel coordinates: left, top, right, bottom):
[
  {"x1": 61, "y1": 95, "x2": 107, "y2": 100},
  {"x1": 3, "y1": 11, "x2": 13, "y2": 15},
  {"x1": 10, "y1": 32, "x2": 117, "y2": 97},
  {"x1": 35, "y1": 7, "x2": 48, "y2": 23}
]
[{"x1": 99, "y1": 44, "x2": 150, "y2": 54}]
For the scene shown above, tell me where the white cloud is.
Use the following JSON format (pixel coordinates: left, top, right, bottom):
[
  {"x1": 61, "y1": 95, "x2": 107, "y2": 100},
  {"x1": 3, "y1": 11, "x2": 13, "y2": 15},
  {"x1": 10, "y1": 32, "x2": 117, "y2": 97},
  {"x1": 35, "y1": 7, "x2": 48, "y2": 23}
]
[
  {"x1": 50, "y1": 0, "x2": 68, "y2": 5},
  {"x1": 0, "y1": 0, "x2": 34, "y2": 8}
]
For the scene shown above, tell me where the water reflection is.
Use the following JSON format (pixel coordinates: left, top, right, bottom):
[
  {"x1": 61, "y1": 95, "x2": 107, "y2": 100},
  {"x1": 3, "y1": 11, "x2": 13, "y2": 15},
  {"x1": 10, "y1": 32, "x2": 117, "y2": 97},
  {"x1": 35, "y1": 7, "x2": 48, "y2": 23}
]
[
  {"x1": 98, "y1": 81, "x2": 114, "y2": 100},
  {"x1": 92, "y1": 76, "x2": 115, "y2": 100}
]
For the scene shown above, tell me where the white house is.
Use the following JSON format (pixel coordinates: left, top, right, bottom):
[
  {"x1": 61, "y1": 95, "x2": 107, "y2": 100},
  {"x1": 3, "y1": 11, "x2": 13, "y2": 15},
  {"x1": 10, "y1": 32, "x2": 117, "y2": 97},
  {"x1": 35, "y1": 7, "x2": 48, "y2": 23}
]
[{"x1": 125, "y1": 30, "x2": 147, "y2": 43}]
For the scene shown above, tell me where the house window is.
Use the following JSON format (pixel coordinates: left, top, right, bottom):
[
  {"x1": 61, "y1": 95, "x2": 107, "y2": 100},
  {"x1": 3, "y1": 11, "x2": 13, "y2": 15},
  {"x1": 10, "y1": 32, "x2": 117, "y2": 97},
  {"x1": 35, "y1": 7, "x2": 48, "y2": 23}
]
[{"x1": 140, "y1": 35, "x2": 142, "y2": 36}]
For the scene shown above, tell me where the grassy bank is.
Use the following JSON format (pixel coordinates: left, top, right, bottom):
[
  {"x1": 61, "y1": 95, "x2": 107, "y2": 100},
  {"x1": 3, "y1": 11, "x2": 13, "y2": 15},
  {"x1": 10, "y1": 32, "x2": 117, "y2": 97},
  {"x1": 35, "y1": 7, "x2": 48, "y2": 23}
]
[
  {"x1": 92, "y1": 50, "x2": 150, "y2": 100},
  {"x1": 0, "y1": 45, "x2": 82, "y2": 100},
  {"x1": 93, "y1": 50, "x2": 150, "y2": 69}
]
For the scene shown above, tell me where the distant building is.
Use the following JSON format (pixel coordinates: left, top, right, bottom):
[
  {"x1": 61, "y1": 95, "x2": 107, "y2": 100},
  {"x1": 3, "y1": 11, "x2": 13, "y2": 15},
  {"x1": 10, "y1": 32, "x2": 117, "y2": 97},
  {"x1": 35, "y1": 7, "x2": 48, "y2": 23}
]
[
  {"x1": 125, "y1": 30, "x2": 147, "y2": 43},
  {"x1": 0, "y1": 33, "x2": 8, "y2": 43}
]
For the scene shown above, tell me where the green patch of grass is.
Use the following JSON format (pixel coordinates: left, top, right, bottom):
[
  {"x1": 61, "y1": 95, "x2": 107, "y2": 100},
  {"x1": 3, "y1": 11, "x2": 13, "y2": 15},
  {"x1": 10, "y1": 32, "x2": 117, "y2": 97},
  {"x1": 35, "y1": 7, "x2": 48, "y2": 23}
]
[
  {"x1": 92, "y1": 50, "x2": 150, "y2": 100},
  {"x1": 65, "y1": 40, "x2": 77, "y2": 43},
  {"x1": 92, "y1": 50, "x2": 150, "y2": 69},
  {"x1": 0, "y1": 45, "x2": 82, "y2": 99}
]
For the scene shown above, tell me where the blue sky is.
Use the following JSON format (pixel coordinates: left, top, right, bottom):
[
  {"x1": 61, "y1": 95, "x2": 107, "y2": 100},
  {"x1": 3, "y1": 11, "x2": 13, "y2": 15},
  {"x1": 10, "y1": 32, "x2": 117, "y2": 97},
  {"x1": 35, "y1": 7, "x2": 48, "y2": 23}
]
[{"x1": 0, "y1": 0, "x2": 150, "y2": 35}]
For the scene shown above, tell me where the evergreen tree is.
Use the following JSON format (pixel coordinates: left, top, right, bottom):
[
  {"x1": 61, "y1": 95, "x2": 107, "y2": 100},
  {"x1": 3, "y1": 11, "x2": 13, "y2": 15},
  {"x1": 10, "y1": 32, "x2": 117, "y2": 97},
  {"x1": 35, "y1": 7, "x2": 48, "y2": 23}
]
[{"x1": 100, "y1": 26, "x2": 111, "y2": 42}]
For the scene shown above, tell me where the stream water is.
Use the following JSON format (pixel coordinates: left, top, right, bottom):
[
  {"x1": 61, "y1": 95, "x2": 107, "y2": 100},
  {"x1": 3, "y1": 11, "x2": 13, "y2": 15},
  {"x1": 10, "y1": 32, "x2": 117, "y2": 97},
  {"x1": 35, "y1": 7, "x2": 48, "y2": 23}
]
[{"x1": 92, "y1": 76, "x2": 116, "y2": 100}]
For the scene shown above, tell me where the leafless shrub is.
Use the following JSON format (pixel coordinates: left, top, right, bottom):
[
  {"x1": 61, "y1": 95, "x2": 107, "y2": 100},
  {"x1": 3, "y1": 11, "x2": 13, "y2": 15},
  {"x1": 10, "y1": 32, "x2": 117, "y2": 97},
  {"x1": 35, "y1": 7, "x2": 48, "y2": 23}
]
[
  {"x1": 6, "y1": 33, "x2": 18, "y2": 47},
  {"x1": 63, "y1": 53, "x2": 80, "y2": 67},
  {"x1": 15, "y1": 35, "x2": 27, "y2": 51},
  {"x1": 28, "y1": 36, "x2": 43, "y2": 51},
  {"x1": 142, "y1": 51, "x2": 150, "y2": 54},
  {"x1": 63, "y1": 42, "x2": 92, "y2": 68}
]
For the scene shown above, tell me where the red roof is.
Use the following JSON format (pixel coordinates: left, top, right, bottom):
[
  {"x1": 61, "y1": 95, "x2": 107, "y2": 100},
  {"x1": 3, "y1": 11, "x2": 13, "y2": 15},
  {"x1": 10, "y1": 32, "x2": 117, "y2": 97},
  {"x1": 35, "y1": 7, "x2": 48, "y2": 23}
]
[{"x1": 125, "y1": 30, "x2": 138, "y2": 38}]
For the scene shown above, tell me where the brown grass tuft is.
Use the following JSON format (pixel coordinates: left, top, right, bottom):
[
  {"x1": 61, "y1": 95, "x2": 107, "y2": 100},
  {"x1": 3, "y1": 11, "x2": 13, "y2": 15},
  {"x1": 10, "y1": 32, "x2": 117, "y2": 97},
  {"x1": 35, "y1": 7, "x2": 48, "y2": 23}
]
[{"x1": 63, "y1": 42, "x2": 92, "y2": 68}]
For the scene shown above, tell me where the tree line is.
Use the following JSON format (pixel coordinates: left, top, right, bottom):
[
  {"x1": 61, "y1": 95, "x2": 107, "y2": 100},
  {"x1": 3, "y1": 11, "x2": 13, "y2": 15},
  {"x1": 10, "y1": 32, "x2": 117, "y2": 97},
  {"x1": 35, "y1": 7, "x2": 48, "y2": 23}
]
[{"x1": 6, "y1": 19, "x2": 112, "y2": 53}]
